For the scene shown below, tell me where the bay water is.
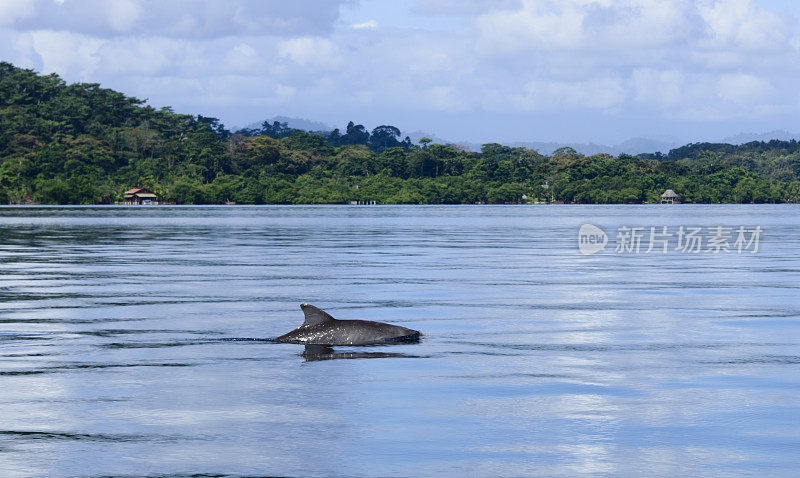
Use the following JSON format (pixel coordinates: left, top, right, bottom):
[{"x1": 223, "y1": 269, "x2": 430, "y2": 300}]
[{"x1": 0, "y1": 205, "x2": 798, "y2": 476}]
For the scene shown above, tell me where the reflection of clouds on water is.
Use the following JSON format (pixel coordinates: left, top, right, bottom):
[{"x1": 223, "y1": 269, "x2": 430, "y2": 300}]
[{"x1": 0, "y1": 359, "x2": 80, "y2": 475}]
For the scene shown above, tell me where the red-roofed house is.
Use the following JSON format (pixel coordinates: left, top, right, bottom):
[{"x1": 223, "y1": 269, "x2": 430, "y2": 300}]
[{"x1": 123, "y1": 187, "x2": 158, "y2": 205}]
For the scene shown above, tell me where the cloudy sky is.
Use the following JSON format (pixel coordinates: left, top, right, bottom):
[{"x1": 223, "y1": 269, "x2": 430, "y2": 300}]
[{"x1": 2, "y1": 0, "x2": 800, "y2": 144}]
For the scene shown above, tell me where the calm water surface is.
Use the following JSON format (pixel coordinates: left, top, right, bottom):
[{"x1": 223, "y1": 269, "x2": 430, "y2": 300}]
[{"x1": 0, "y1": 205, "x2": 799, "y2": 477}]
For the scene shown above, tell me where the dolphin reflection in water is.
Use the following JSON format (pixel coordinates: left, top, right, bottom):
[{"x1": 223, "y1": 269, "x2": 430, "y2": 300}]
[
  {"x1": 301, "y1": 344, "x2": 414, "y2": 362},
  {"x1": 275, "y1": 304, "x2": 421, "y2": 360}
]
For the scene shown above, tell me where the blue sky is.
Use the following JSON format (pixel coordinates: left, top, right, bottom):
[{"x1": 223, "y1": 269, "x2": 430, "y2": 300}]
[{"x1": 1, "y1": 0, "x2": 799, "y2": 145}]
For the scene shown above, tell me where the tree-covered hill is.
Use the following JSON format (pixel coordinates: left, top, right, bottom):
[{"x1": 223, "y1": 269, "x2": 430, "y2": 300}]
[{"x1": 1, "y1": 62, "x2": 799, "y2": 205}]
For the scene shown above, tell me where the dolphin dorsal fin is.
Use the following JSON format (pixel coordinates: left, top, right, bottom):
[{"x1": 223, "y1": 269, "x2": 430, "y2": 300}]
[{"x1": 300, "y1": 303, "x2": 335, "y2": 327}]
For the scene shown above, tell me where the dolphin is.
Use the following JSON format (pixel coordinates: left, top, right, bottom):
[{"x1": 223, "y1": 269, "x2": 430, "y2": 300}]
[{"x1": 274, "y1": 303, "x2": 421, "y2": 346}]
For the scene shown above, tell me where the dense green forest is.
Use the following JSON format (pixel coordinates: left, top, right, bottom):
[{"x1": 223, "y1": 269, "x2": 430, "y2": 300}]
[{"x1": 2, "y1": 62, "x2": 800, "y2": 205}]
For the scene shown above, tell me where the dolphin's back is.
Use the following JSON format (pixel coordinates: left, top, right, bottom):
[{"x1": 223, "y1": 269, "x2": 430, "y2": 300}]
[{"x1": 274, "y1": 304, "x2": 420, "y2": 346}]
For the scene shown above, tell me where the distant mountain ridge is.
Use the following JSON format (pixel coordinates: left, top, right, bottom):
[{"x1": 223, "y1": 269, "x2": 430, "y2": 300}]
[
  {"x1": 502, "y1": 138, "x2": 681, "y2": 156},
  {"x1": 240, "y1": 116, "x2": 333, "y2": 133},
  {"x1": 239, "y1": 116, "x2": 799, "y2": 156},
  {"x1": 721, "y1": 130, "x2": 800, "y2": 144},
  {"x1": 241, "y1": 117, "x2": 682, "y2": 155},
  {"x1": 428, "y1": 137, "x2": 682, "y2": 155}
]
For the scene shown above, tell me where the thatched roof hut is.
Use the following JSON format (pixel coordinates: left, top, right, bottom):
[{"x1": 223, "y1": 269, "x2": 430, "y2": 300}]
[{"x1": 660, "y1": 189, "x2": 679, "y2": 204}]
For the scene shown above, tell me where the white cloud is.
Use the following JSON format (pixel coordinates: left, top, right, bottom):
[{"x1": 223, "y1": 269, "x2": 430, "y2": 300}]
[
  {"x1": 698, "y1": 0, "x2": 791, "y2": 50},
  {"x1": 278, "y1": 37, "x2": 341, "y2": 69},
  {"x1": 3, "y1": 0, "x2": 347, "y2": 38},
  {"x1": 413, "y1": 0, "x2": 522, "y2": 16},
  {"x1": 29, "y1": 30, "x2": 102, "y2": 79},
  {"x1": 276, "y1": 84, "x2": 296, "y2": 100},
  {"x1": 511, "y1": 77, "x2": 629, "y2": 111},
  {"x1": 466, "y1": 0, "x2": 800, "y2": 121},
  {"x1": 0, "y1": 0, "x2": 36, "y2": 26},
  {"x1": 233, "y1": 42, "x2": 256, "y2": 57},
  {"x1": 105, "y1": 0, "x2": 143, "y2": 33},
  {"x1": 475, "y1": 2, "x2": 585, "y2": 55},
  {"x1": 351, "y1": 20, "x2": 378, "y2": 30},
  {"x1": 425, "y1": 85, "x2": 466, "y2": 111},
  {"x1": 222, "y1": 42, "x2": 269, "y2": 74},
  {"x1": 8, "y1": 31, "x2": 42, "y2": 68},
  {"x1": 97, "y1": 37, "x2": 195, "y2": 77},
  {"x1": 631, "y1": 69, "x2": 685, "y2": 107},
  {"x1": 473, "y1": 0, "x2": 794, "y2": 65},
  {"x1": 474, "y1": 0, "x2": 702, "y2": 57},
  {"x1": 586, "y1": 1, "x2": 701, "y2": 50},
  {"x1": 717, "y1": 74, "x2": 773, "y2": 105}
]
